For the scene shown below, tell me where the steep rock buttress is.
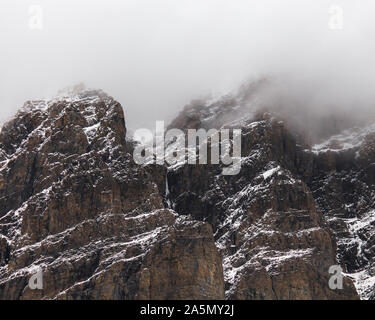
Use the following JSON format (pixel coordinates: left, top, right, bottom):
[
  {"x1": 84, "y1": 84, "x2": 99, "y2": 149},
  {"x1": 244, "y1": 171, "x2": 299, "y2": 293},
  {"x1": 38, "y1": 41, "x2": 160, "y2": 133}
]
[{"x1": 0, "y1": 90, "x2": 224, "y2": 300}]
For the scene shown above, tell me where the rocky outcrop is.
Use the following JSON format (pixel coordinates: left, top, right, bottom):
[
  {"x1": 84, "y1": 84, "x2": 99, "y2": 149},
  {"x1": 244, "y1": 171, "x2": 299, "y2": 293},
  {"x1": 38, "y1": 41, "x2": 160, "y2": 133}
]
[
  {"x1": 163, "y1": 89, "x2": 364, "y2": 300},
  {"x1": 166, "y1": 117, "x2": 358, "y2": 299},
  {"x1": 1, "y1": 81, "x2": 373, "y2": 300},
  {"x1": 0, "y1": 90, "x2": 224, "y2": 300},
  {"x1": 310, "y1": 126, "x2": 375, "y2": 299}
]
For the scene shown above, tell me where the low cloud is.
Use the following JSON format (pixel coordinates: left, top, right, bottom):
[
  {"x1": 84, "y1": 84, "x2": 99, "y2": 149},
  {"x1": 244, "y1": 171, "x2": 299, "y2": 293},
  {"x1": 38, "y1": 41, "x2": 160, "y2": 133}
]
[{"x1": 0, "y1": 0, "x2": 374, "y2": 131}]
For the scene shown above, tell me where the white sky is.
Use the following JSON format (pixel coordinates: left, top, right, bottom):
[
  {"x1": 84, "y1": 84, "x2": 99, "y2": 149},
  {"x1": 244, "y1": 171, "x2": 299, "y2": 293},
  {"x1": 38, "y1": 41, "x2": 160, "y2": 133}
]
[{"x1": 0, "y1": 0, "x2": 374, "y2": 130}]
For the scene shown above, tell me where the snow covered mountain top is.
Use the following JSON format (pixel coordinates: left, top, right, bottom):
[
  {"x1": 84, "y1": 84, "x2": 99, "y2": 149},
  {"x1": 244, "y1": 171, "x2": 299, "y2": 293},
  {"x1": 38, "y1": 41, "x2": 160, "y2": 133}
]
[{"x1": 312, "y1": 123, "x2": 375, "y2": 154}]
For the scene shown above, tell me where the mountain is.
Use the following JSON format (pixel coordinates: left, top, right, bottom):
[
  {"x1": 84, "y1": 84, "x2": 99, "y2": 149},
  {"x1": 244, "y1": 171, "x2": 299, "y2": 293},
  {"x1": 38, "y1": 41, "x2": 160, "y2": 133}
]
[
  {"x1": 164, "y1": 81, "x2": 374, "y2": 300},
  {"x1": 0, "y1": 90, "x2": 223, "y2": 299},
  {"x1": 0, "y1": 83, "x2": 374, "y2": 300}
]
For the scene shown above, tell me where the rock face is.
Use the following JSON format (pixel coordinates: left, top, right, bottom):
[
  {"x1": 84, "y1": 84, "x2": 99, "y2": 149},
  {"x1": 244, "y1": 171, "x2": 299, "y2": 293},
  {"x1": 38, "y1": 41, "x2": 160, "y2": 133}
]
[
  {"x1": 166, "y1": 109, "x2": 359, "y2": 300},
  {"x1": 1, "y1": 82, "x2": 373, "y2": 300},
  {"x1": 310, "y1": 126, "x2": 375, "y2": 299},
  {"x1": 0, "y1": 90, "x2": 224, "y2": 300},
  {"x1": 163, "y1": 82, "x2": 375, "y2": 299}
]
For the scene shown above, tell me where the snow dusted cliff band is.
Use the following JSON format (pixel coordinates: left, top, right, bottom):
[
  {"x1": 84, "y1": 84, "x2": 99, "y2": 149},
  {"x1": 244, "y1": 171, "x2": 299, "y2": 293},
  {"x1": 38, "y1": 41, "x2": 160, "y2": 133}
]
[{"x1": 133, "y1": 121, "x2": 242, "y2": 175}]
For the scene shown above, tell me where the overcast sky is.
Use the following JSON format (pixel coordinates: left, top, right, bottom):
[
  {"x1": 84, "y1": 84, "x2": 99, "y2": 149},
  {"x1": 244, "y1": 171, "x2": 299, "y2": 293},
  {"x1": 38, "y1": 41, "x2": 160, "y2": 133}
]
[{"x1": 0, "y1": 0, "x2": 374, "y2": 130}]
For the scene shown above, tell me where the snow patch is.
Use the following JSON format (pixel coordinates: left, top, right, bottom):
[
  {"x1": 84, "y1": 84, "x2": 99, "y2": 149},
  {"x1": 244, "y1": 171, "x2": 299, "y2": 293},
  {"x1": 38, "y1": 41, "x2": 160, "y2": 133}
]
[
  {"x1": 262, "y1": 166, "x2": 280, "y2": 180},
  {"x1": 312, "y1": 123, "x2": 375, "y2": 154},
  {"x1": 83, "y1": 123, "x2": 100, "y2": 143}
]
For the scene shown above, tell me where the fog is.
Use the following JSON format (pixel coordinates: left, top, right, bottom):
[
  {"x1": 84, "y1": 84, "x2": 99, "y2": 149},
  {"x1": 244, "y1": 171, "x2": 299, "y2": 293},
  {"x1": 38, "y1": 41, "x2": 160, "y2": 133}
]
[{"x1": 1, "y1": 0, "x2": 374, "y2": 131}]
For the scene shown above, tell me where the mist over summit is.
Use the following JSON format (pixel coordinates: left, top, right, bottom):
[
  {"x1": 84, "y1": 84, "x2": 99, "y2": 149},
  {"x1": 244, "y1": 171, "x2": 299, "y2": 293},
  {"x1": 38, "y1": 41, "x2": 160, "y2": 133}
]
[
  {"x1": 1, "y1": 0, "x2": 375, "y2": 132},
  {"x1": 1, "y1": 0, "x2": 375, "y2": 302}
]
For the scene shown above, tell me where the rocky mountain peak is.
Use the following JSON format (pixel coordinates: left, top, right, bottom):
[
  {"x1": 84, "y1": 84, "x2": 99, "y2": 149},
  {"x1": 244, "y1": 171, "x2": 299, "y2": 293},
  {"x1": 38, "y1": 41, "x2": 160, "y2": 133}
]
[
  {"x1": 0, "y1": 84, "x2": 374, "y2": 300},
  {"x1": 0, "y1": 90, "x2": 224, "y2": 300}
]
